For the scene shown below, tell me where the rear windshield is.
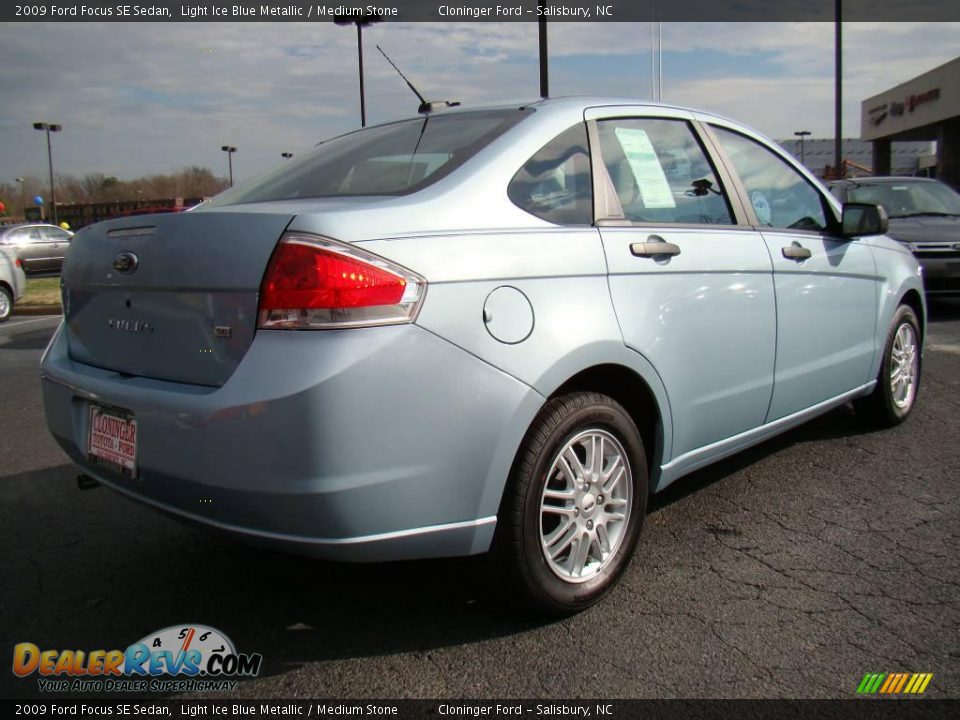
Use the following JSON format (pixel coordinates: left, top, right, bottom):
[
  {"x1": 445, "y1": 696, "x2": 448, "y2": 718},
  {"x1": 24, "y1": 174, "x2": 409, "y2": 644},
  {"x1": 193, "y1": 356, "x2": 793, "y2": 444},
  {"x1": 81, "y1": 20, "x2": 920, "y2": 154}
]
[{"x1": 208, "y1": 108, "x2": 531, "y2": 206}]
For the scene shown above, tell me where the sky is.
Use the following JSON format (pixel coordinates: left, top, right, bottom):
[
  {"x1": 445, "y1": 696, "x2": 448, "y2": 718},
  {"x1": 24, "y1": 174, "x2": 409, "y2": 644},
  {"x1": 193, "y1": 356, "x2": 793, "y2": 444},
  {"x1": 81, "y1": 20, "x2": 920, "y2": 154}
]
[{"x1": 0, "y1": 21, "x2": 958, "y2": 191}]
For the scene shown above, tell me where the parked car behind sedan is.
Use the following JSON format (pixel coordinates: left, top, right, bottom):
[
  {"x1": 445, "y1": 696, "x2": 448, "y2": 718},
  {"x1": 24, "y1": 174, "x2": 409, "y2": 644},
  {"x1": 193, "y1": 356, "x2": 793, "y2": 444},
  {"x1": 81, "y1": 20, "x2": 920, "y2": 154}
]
[
  {"x1": 827, "y1": 177, "x2": 960, "y2": 296},
  {"x1": 0, "y1": 244, "x2": 27, "y2": 322},
  {"x1": 0, "y1": 222, "x2": 73, "y2": 275},
  {"x1": 42, "y1": 98, "x2": 924, "y2": 614}
]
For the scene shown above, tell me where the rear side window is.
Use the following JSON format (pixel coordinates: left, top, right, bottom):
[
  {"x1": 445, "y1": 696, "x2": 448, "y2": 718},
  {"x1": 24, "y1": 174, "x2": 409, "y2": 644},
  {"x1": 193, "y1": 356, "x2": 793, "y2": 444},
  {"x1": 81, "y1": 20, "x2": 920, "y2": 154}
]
[
  {"x1": 208, "y1": 109, "x2": 531, "y2": 205},
  {"x1": 595, "y1": 118, "x2": 733, "y2": 225},
  {"x1": 508, "y1": 123, "x2": 593, "y2": 225},
  {"x1": 44, "y1": 227, "x2": 71, "y2": 241},
  {"x1": 712, "y1": 126, "x2": 829, "y2": 232}
]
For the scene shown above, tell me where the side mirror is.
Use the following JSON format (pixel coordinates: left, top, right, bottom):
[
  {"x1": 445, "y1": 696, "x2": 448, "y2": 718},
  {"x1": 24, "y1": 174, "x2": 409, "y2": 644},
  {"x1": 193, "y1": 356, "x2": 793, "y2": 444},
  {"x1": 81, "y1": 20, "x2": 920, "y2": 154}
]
[{"x1": 842, "y1": 202, "x2": 888, "y2": 237}]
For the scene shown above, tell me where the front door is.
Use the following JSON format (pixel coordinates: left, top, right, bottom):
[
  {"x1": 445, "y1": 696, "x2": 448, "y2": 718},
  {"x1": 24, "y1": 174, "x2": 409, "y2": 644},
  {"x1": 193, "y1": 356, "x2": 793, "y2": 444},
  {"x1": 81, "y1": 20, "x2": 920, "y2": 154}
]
[{"x1": 707, "y1": 124, "x2": 878, "y2": 421}]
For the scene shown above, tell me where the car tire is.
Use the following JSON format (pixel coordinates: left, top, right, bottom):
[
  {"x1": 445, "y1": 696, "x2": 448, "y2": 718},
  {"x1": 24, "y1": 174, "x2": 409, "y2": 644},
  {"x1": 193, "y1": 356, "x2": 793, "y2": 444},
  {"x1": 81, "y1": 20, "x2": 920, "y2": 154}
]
[
  {"x1": 495, "y1": 392, "x2": 647, "y2": 616},
  {"x1": 854, "y1": 304, "x2": 921, "y2": 427},
  {"x1": 0, "y1": 285, "x2": 13, "y2": 323}
]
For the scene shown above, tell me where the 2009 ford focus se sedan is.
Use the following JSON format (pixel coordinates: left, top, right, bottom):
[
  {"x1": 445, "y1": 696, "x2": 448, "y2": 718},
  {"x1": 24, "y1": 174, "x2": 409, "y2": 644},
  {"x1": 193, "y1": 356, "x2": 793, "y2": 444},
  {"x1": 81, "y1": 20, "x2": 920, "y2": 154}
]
[{"x1": 42, "y1": 97, "x2": 924, "y2": 614}]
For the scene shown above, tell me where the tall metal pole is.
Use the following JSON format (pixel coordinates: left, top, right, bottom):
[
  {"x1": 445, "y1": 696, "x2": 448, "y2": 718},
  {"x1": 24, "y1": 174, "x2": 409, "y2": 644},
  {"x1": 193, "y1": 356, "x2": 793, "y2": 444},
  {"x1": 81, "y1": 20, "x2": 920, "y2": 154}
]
[
  {"x1": 357, "y1": 23, "x2": 367, "y2": 126},
  {"x1": 45, "y1": 128, "x2": 57, "y2": 225},
  {"x1": 221, "y1": 146, "x2": 236, "y2": 186},
  {"x1": 34, "y1": 123, "x2": 63, "y2": 224},
  {"x1": 335, "y1": 13, "x2": 382, "y2": 128},
  {"x1": 658, "y1": 14, "x2": 663, "y2": 101},
  {"x1": 15, "y1": 178, "x2": 26, "y2": 219},
  {"x1": 538, "y1": 1, "x2": 548, "y2": 98},
  {"x1": 834, "y1": 0, "x2": 843, "y2": 179}
]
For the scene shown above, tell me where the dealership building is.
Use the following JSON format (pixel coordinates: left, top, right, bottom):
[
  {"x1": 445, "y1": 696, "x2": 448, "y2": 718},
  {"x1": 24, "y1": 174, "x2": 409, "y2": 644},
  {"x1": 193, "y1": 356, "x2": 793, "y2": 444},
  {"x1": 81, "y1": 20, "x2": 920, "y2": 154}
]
[{"x1": 862, "y1": 56, "x2": 960, "y2": 188}]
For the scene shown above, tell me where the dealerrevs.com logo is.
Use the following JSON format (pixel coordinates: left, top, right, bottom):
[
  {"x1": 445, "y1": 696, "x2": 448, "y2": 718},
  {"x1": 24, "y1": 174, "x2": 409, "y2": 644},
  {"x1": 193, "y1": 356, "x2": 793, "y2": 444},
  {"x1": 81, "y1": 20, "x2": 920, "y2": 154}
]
[{"x1": 13, "y1": 624, "x2": 263, "y2": 693}]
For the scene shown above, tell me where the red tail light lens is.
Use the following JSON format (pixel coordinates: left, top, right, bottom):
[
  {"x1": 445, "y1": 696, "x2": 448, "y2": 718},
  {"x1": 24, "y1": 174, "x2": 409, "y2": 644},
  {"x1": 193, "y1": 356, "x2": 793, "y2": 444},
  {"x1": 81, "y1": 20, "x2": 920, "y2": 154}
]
[
  {"x1": 258, "y1": 233, "x2": 426, "y2": 329},
  {"x1": 14, "y1": 258, "x2": 22, "y2": 268}
]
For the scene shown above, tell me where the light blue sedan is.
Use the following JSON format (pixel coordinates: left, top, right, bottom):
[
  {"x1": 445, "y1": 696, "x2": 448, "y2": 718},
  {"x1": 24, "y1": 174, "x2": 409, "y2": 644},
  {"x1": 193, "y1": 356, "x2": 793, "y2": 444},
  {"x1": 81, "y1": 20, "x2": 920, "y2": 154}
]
[{"x1": 41, "y1": 98, "x2": 924, "y2": 614}]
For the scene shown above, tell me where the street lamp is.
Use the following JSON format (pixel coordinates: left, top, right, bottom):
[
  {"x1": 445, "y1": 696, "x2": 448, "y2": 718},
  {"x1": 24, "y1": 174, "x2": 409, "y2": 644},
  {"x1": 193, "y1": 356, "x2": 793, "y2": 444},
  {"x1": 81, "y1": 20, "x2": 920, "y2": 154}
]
[
  {"x1": 33, "y1": 122, "x2": 62, "y2": 224},
  {"x1": 221, "y1": 145, "x2": 237, "y2": 187},
  {"x1": 281, "y1": 152, "x2": 293, "y2": 159},
  {"x1": 14, "y1": 177, "x2": 26, "y2": 218},
  {"x1": 334, "y1": 11, "x2": 383, "y2": 127},
  {"x1": 794, "y1": 130, "x2": 811, "y2": 164}
]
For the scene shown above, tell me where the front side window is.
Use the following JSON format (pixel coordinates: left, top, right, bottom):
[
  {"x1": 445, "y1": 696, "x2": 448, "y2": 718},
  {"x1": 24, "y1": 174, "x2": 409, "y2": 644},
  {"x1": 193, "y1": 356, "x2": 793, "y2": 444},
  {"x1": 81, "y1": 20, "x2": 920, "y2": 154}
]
[
  {"x1": 595, "y1": 118, "x2": 733, "y2": 225},
  {"x1": 508, "y1": 123, "x2": 592, "y2": 225},
  {"x1": 207, "y1": 109, "x2": 531, "y2": 206},
  {"x1": 712, "y1": 126, "x2": 829, "y2": 232}
]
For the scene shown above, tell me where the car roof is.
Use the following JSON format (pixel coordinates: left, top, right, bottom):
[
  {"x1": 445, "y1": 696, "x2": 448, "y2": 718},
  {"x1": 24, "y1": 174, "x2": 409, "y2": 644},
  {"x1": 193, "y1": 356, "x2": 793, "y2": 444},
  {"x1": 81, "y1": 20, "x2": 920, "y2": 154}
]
[
  {"x1": 829, "y1": 176, "x2": 939, "y2": 186},
  {"x1": 359, "y1": 95, "x2": 740, "y2": 130}
]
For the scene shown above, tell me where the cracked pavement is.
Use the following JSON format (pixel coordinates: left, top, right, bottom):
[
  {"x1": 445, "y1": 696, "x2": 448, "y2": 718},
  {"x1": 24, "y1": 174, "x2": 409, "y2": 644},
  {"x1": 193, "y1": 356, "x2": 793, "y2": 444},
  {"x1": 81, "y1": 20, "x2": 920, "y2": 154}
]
[{"x1": 1, "y1": 300, "x2": 958, "y2": 699}]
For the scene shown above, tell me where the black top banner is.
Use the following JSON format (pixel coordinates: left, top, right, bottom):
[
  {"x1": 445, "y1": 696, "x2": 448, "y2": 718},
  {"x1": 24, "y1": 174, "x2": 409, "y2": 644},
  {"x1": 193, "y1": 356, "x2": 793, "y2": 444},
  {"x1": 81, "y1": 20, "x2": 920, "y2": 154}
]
[{"x1": 4, "y1": 0, "x2": 960, "y2": 22}]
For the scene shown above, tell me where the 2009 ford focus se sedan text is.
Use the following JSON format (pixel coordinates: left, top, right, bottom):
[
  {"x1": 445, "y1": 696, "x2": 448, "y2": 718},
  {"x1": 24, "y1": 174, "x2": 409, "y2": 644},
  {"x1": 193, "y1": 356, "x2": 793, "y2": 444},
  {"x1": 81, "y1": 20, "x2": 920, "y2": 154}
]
[{"x1": 41, "y1": 98, "x2": 924, "y2": 614}]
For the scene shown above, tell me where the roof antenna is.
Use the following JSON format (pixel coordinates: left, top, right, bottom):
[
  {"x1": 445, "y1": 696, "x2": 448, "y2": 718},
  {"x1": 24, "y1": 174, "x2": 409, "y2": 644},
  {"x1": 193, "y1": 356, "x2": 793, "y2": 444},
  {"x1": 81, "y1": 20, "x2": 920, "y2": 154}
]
[{"x1": 376, "y1": 45, "x2": 461, "y2": 114}]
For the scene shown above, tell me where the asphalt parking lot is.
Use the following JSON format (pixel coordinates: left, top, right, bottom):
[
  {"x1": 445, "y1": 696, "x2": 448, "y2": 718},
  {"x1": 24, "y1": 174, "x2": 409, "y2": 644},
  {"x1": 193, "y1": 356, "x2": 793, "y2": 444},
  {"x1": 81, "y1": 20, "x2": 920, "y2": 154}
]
[{"x1": 1, "y1": 303, "x2": 958, "y2": 700}]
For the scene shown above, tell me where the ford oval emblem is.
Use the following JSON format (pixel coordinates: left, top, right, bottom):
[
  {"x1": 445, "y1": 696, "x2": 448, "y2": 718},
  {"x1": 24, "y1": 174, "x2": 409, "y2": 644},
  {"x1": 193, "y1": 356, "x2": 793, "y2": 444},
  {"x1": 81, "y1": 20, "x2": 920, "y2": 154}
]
[{"x1": 113, "y1": 251, "x2": 139, "y2": 274}]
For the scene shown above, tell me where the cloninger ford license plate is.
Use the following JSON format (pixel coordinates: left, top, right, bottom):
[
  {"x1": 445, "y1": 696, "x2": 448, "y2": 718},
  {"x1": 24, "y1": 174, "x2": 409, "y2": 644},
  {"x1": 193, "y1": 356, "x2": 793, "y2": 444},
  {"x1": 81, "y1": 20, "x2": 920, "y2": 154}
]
[{"x1": 87, "y1": 404, "x2": 138, "y2": 479}]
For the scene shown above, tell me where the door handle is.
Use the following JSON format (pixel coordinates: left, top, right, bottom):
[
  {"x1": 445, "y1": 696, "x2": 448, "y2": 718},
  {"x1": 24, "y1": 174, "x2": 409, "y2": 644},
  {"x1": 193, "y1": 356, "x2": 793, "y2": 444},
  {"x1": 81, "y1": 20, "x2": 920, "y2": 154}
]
[
  {"x1": 630, "y1": 236, "x2": 681, "y2": 258},
  {"x1": 781, "y1": 242, "x2": 811, "y2": 260}
]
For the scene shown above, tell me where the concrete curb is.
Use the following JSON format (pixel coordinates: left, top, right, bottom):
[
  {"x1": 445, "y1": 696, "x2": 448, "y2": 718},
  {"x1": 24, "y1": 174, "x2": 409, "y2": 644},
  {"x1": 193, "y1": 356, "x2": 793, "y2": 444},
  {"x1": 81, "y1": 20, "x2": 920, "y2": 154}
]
[{"x1": 12, "y1": 305, "x2": 62, "y2": 317}]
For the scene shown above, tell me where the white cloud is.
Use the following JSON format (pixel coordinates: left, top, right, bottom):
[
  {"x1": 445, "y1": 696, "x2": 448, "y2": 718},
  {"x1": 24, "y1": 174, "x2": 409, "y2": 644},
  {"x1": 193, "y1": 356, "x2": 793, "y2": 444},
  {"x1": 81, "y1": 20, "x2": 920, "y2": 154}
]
[{"x1": 0, "y1": 21, "x2": 957, "y2": 187}]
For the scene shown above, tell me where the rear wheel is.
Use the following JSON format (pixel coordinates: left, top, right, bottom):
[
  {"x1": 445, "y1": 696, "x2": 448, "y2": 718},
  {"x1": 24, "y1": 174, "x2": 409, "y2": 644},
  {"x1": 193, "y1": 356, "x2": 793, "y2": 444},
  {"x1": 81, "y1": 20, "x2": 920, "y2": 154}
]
[
  {"x1": 496, "y1": 392, "x2": 647, "y2": 615},
  {"x1": 0, "y1": 286, "x2": 12, "y2": 323},
  {"x1": 855, "y1": 304, "x2": 921, "y2": 427}
]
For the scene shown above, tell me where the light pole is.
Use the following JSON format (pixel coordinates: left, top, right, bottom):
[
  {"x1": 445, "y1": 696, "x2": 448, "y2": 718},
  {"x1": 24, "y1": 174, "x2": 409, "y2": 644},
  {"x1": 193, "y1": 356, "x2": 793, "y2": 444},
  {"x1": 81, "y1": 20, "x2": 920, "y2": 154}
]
[
  {"x1": 281, "y1": 152, "x2": 293, "y2": 159},
  {"x1": 538, "y1": 0, "x2": 548, "y2": 98},
  {"x1": 834, "y1": 0, "x2": 843, "y2": 178},
  {"x1": 33, "y1": 122, "x2": 62, "y2": 224},
  {"x1": 334, "y1": 11, "x2": 383, "y2": 127},
  {"x1": 221, "y1": 145, "x2": 237, "y2": 187},
  {"x1": 14, "y1": 177, "x2": 26, "y2": 218},
  {"x1": 794, "y1": 130, "x2": 811, "y2": 164}
]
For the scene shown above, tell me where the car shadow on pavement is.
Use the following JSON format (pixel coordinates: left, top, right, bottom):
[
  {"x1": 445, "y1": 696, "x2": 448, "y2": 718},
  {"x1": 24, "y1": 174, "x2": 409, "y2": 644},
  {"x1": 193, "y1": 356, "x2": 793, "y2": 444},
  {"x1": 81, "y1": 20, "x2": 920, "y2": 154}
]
[
  {"x1": 1, "y1": 463, "x2": 547, "y2": 698},
  {"x1": 650, "y1": 402, "x2": 871, "y2": 514}
]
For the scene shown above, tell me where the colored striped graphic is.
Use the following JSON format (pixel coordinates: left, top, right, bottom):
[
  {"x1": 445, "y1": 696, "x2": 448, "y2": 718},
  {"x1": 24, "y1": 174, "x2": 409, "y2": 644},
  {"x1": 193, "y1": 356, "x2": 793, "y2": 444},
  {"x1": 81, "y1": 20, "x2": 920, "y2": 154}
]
[{"x1": 857, "y1": 672, "x2": 933, "y2": 694}]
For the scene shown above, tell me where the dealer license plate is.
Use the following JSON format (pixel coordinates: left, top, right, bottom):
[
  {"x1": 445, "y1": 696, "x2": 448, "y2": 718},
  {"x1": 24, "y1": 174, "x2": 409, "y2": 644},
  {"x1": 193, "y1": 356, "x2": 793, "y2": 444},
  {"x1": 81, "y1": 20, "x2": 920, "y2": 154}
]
[{"x1": 87, "y1": 405, "x2": 138, "y2": 479}]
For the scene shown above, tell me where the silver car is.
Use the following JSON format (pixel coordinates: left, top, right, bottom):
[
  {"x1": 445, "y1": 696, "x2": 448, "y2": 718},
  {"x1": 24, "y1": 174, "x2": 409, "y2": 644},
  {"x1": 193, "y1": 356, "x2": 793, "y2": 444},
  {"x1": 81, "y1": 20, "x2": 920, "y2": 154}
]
[
  {"x1": 0, "y1": 222, "x2": 73, "y2": 275},
  {"x1": 0, "y1": 243, "x2": 27, "y2": 322},
  {"x1": 41, "y1": 98, "x2": 924, "y2": 614}
]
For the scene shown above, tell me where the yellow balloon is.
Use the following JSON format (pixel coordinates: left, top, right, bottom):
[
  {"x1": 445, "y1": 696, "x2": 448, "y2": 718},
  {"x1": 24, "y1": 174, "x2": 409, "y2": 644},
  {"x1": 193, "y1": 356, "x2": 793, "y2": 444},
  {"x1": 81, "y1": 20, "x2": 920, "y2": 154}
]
[{"x1": 59, "y1": 221, "x2": 71, "y2": 230}]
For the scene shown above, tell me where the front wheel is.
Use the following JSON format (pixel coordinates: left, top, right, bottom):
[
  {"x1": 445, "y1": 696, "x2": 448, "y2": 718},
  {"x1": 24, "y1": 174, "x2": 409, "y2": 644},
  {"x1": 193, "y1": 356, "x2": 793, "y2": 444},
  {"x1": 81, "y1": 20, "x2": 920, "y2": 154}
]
[
  {"x1": 0, "y1": 286, "x2": 13, "y2": 323},
  {"x1": 495, "y1": 392, "x2": 648, "y2": 615},
  {"x1": 855, "y1": 304, "x2": 921, "y2": 427}
]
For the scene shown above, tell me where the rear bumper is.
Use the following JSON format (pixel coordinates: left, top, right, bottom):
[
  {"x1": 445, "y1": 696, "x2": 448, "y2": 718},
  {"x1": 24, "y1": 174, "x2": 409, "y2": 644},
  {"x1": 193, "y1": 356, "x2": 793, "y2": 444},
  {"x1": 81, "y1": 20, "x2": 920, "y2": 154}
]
[{"x1": 41, "y1": 322, "x2": 542, "y2": 561}]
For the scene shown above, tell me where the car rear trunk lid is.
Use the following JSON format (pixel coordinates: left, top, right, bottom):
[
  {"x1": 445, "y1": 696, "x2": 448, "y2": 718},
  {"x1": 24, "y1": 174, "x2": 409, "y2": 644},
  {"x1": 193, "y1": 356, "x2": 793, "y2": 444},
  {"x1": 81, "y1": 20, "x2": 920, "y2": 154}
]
[{"x1": 62, "y1": 211, "x2": 293, "y2": 387}]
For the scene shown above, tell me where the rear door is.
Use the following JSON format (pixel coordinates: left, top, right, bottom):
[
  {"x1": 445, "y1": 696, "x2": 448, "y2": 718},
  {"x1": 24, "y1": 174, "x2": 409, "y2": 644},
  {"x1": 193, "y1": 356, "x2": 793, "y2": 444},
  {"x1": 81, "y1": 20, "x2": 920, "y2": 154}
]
[
  {"x1": 586, "y1": 107, "x2": 776, "y2": 461},
  {"x1": 40, "y1": 226, "x2": 71, "y2": 272},
  {"x1": 16, "y1": 226, "x2": 47, "y2": 272},
  {"x1": 706, "y1": 122, "x2": 878, "y2": 421}
]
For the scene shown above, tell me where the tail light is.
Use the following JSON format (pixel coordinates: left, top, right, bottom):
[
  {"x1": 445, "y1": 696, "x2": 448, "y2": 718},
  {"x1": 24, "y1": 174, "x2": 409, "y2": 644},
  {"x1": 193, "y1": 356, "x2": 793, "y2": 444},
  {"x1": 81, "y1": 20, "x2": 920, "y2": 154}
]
[
  {"x1": 258, "y1": 232, "x2": 426, "y2": 329},
  {"x1": 14, "y1": 258, "x2": 21, "y2": 268}
]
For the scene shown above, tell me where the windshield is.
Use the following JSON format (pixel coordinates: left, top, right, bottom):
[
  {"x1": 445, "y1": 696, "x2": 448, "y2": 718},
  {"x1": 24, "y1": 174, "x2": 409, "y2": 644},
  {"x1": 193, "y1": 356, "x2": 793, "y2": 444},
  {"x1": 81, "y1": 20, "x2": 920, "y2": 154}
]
[
  {"x1": 207, "y1": 108, "x2": 530, "y2": 206},
  {"x1": 846, "y1": 180, "x2": 960, "y2": 218}
]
